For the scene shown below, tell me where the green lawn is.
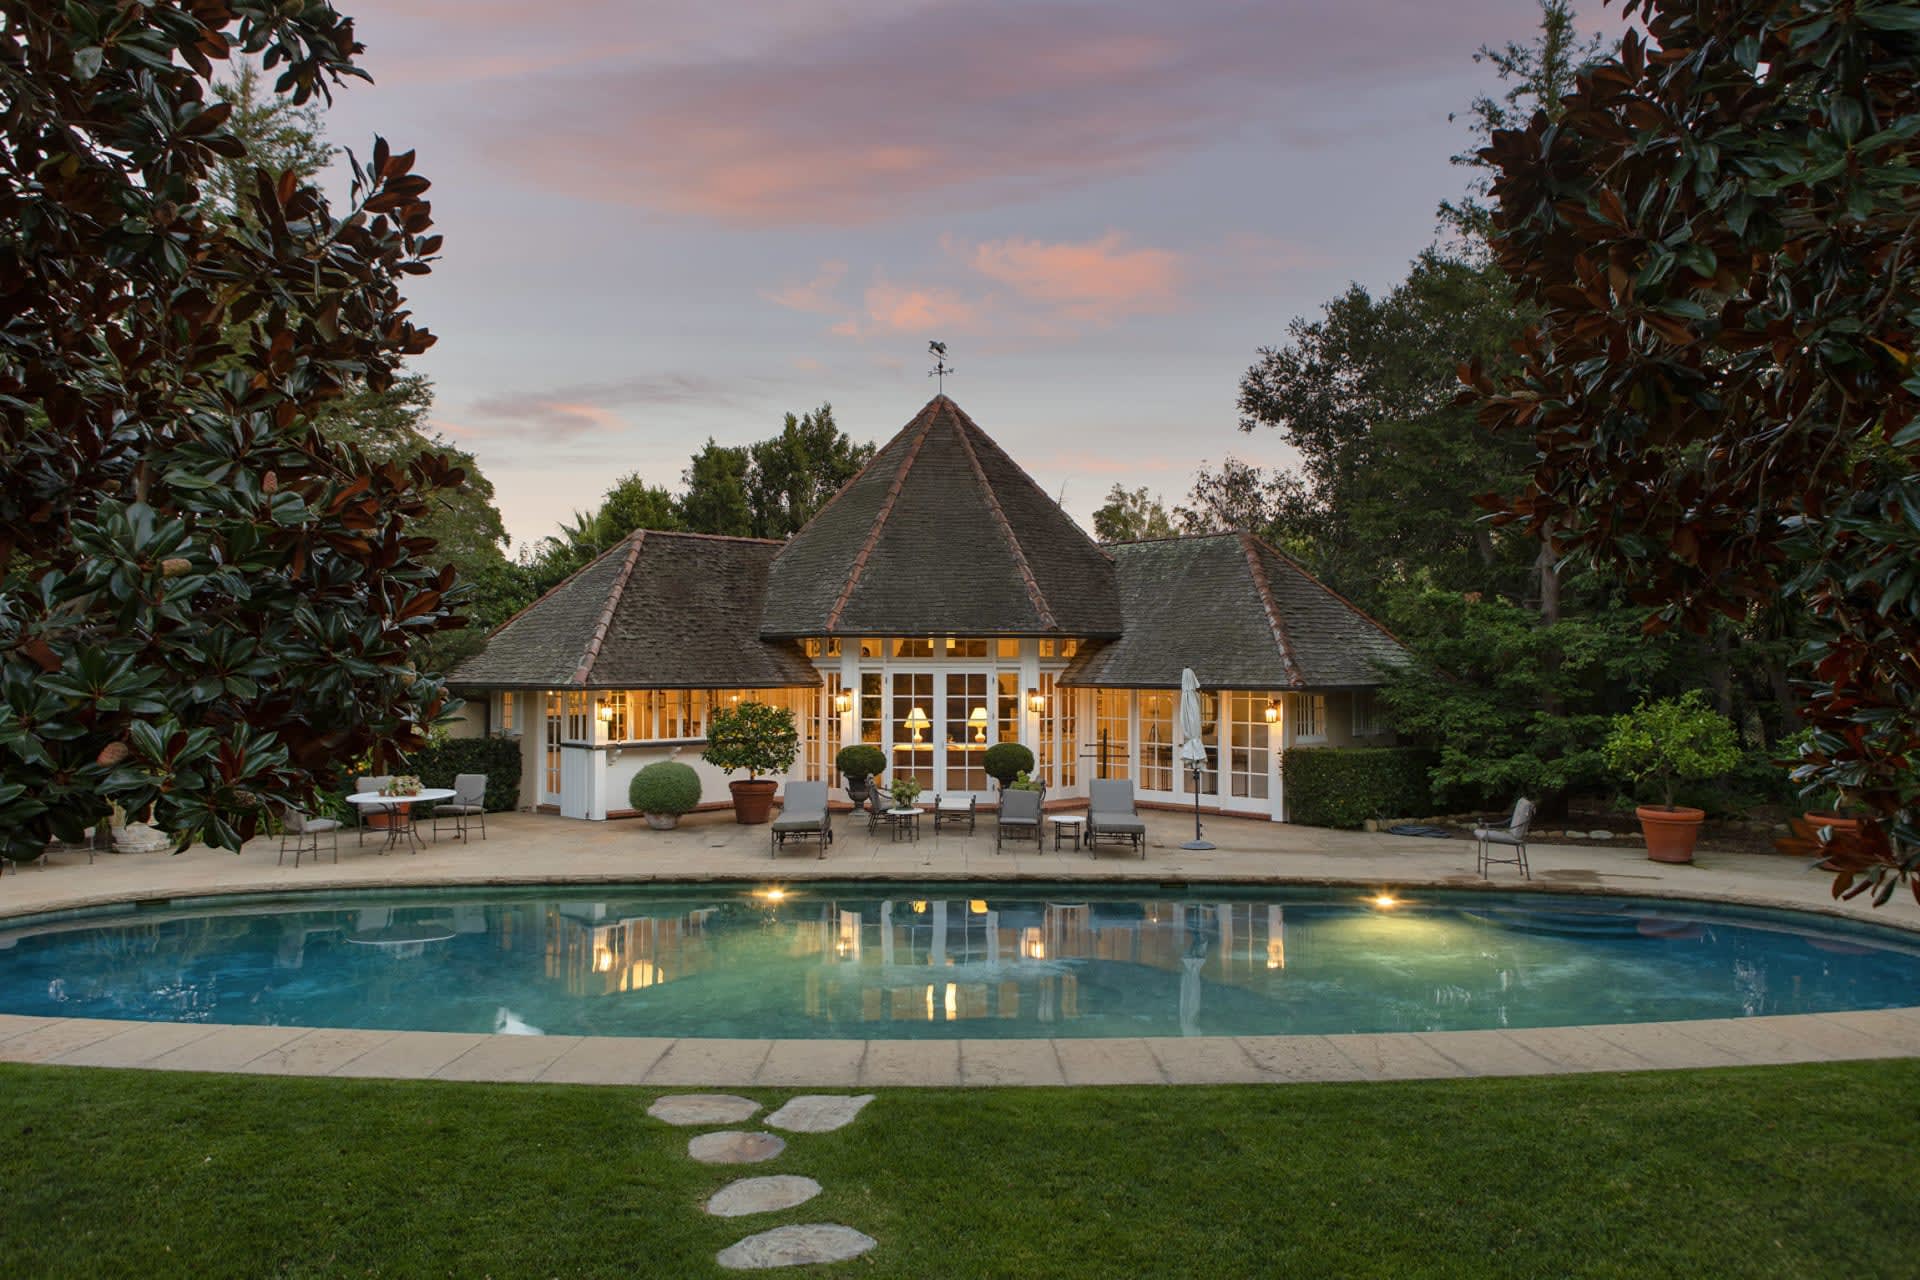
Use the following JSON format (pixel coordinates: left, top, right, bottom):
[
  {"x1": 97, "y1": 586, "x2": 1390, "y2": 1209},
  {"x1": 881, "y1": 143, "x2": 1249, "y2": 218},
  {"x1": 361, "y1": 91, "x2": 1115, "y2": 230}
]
[{"x1": 5, "y1": 1060, "x2": 1916, "y2": 1278}]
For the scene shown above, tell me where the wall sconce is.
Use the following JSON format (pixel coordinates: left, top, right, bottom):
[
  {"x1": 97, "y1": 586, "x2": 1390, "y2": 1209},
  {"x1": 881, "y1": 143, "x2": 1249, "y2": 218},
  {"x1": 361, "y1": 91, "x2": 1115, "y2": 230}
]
[
  {"x1": 1027, "y1": 688, "x2": 1045, "y2": 713},
  {"x1": 834, "y1": 689, "x2": 853, "y2": 714},
  {"x1": 595, "y1": 699, "x2": 614, "y2": 724},
  {"x1": 1263, "y1": 699, "x2": 1281, "y2": 724},
  {"x1": 968, "y1": 706, "x2": 989, "y2": 742}
]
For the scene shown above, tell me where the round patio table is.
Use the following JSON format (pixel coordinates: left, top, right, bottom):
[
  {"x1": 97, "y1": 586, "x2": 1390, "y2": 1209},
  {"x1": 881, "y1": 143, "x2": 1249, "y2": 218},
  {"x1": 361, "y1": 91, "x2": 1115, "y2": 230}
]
[{"x1": 345, "y1": 789, "x2": 455, "y2": 855}]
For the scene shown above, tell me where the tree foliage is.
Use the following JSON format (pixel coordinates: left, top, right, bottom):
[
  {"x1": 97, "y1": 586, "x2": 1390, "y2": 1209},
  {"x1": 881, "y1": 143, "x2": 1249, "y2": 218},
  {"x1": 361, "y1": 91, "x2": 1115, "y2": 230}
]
[
  {"x1": 1467, "y1": 0, "x2": 1920, "y2": 900},
  {"x1": 743, "y1": 404, "x2": 873, "y2": 540},
  {"x1": 1602, "y1": 692, "x2": 1743, "y2": 810},
  {"x1": 0, "y1": 1, "x2": 456, "y2": 856},
  {"x1": 1091, "y1": 485, "x2": 1176, "y2": 542}
]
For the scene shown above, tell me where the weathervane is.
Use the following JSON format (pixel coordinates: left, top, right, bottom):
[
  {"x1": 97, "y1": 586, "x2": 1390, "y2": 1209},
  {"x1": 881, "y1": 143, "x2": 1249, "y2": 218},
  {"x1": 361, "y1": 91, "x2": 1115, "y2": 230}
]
[{"x1": 928, "y1": 340, "x2": 953, "y2": 392}]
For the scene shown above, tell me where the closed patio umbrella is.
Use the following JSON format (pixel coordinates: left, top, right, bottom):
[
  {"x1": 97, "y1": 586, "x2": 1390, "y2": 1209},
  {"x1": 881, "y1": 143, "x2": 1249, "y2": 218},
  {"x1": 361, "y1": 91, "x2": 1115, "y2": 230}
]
[{"x1": 1177, "y1": 668, "x2": 1214, "y2": 851}]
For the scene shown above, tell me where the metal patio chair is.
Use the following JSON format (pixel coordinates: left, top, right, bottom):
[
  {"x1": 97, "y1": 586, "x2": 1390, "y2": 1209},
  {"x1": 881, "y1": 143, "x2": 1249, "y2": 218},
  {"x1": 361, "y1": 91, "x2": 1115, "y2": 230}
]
[{"x1": 1474, "y1": 797, "x2": 1536, "y2": 879}]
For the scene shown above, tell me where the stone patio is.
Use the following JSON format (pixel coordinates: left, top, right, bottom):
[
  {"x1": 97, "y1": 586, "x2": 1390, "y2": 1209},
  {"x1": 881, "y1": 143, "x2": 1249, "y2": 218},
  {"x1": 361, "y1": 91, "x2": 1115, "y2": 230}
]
[{"x1": 2, "y1": 807, "x2": 1917, "y2": 1086}]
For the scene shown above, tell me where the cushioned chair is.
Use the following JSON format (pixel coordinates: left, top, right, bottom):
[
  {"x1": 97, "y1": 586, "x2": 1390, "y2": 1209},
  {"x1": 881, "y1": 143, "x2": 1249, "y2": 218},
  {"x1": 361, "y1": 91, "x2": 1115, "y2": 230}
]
[
  {"x1": 1474, "y1": 797, "x2": 1535, "y2": 879},
  {"x1": 354, "y1": 775, "x2": 392, "y2": 846},
  {"x1": 772, "y1": 781, "x2": 833, "y2": 858},
  {"x1": 1087, "y1": 779, "x2": 1147, "y2": 858},
  {"x1": 279, "y1": 805, "x2": 341, "y2": 867},
  {"x1": 995, "y1": 788, "x2": 1043, "y2": 852},
  {"x1": 932, "y1": 793, "x2": 977, "y2": 835},
  {"x1": 432, "y1": 773, "x2": 488, "y2": 842}
]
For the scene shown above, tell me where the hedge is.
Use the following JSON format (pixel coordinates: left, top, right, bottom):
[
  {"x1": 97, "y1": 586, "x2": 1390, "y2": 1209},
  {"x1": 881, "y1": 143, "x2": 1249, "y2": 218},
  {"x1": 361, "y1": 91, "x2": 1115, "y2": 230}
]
[
  {"x1": 405, "y1": 736, "x2": 522, "y2": 812},
  {"x1": 1281, "y1": 747, "x2": 1433, "y2": 829}
]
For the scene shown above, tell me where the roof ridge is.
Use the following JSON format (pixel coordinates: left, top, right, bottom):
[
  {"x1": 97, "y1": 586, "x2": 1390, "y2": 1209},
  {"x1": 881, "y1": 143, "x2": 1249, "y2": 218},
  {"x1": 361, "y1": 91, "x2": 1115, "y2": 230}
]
[
  {"x1": 1106, "y1": 530, "x2": 1235, "y2": 548},
  {"x1": 825, "y1": 404, "x2": 939, "y2": 630},
  {"x1": 464, "y1": 531, "x2": 640, "y2": 654},
  {"x1": 643, "y1": 528, "x2": 785, "y2": 546},
  {"x1": 573, "y1": 530, "x2": 646, "y2": 684},
  {"x1": 950, "y1": 410, "x2": 1057, "y2": 630},
  {"x1": 1247, "y1": 531, "x2": 1409, "y2": 653},
  {"x1": 941, "y1": 398, "x2": 1114, "y2": 563},
  {"x1": 1238, "y1": 530, "x2": 1303, "y2": 689}
]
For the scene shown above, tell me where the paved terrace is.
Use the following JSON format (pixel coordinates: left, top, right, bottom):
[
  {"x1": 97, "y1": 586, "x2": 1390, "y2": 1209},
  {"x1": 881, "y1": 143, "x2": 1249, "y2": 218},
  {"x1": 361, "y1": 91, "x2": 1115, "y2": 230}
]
[{"x1": 3, "y1": 809, "x2": 1918, "y2": 1086}]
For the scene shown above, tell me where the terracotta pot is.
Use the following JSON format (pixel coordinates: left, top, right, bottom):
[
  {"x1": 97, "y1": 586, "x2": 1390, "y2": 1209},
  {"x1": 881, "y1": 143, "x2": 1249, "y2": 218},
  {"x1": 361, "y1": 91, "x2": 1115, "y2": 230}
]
[
  {"x1": 1637, "y1": 805, "x2": 1706, "y2": 863},
  {"x1": 729, "y1": 779, "x2": 779, "y2": 825},
  {"x1": 643, "y1": 813, "x2": 680, "y2": 831},
  {"x1": 1803, "y1": 812, "x2": 1863, "y2": 839}
]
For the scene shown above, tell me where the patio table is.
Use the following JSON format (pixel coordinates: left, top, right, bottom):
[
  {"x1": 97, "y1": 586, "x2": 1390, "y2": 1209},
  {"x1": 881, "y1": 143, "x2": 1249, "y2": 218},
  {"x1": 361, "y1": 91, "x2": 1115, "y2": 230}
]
[
  {"x1": 879, "y1": 807, "x2": 922, "y2": 844},
  {"x1": 346, "y1": 789, "x2": 455, "y2": 855}
]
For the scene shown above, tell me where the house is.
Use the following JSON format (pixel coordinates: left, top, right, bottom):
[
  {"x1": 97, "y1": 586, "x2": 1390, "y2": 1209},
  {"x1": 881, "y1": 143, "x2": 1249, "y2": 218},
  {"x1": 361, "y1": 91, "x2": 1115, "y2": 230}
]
[{"x1": 447, "y1": 396, "x2": 1407, "y2": 820}]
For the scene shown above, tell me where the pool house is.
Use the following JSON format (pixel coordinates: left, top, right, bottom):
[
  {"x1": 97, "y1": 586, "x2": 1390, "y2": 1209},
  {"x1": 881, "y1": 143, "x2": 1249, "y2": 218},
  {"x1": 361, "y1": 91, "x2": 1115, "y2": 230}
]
[{"x1": 448, "y1": 396, "x2": 1407, "y2": 822}]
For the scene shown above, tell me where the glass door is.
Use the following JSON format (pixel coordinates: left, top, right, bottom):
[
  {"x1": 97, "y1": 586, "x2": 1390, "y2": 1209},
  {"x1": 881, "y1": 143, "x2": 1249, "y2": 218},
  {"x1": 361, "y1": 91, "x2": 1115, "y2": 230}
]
[
  {"x1": 543, "y1": 693, "x2": 563, "y2": 805},
  {"x1": 890, "y1": 672, "x2": 934, "y2": 792},
  {"x1": 942, "y1": 672, "x2": 990, "y2": 794}
]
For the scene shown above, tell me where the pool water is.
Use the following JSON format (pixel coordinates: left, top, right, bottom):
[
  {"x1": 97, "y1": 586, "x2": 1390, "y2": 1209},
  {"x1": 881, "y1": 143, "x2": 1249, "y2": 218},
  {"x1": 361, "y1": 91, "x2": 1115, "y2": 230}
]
[{"x1": 2, "y1": 883, "x2": 1916, "y2": 1039}]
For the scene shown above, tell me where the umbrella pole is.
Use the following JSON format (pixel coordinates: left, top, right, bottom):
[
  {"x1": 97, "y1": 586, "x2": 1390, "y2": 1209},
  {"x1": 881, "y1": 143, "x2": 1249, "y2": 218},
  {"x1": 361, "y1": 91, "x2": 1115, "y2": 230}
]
[{"x1": 1179, "y1": 761, "x2": 1215, "y2": 851}]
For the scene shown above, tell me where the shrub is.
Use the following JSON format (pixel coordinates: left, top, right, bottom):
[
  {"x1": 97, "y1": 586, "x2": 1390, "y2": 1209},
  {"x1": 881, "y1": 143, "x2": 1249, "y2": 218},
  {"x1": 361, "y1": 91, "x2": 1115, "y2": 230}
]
[
  {"x1": 888, "y1": 776, "x2": 924, "y2": 807},
  {"x1": 983, "y1": 742, "x2": 1036, "y2": 787},
  {"x1": 835, "y1": 744, "x2": 887, "y2": 781},
  {"x1": 703, "y1": 701, "x2": 799, "y2": 779},
  {"x1": 1282, "y1": 747, "x2": 1434, "y2": 829},
  {"x1": 404, "y1": 736, "x2": 521, "y2": 812},
  {"x1": 628, "y1": 761, "x2": 702, "y2": 815},
  {"x1": 1602, "y1": 692, "x2": 1743, "y2": 809}
]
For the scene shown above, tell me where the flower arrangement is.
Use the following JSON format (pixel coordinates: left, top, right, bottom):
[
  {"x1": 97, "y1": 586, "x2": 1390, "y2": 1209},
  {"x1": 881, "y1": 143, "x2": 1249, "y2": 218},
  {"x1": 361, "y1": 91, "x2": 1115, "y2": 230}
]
[
  {"x1": 381, "y1": 775, "x2": 423, "y2": 797},
  {"x1": 888, "y1": 776, "x2": 924, "y2": 808}
]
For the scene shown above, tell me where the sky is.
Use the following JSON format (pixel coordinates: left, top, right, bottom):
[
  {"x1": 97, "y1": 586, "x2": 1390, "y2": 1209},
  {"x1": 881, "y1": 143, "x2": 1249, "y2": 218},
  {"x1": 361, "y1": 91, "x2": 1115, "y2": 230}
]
[{"x1": 312, "y1": 0, "x2": 1615, "y2": 552}]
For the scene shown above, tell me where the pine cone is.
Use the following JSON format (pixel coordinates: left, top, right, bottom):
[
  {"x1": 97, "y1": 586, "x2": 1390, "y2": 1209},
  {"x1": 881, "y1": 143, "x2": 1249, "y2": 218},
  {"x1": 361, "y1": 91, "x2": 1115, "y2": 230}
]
[
  {"x1": 262, "y1": 470, "x2": 278, "y2": 494},
  {"x1": 96, "y1": 741, "x2": 130, "y2": 767}
]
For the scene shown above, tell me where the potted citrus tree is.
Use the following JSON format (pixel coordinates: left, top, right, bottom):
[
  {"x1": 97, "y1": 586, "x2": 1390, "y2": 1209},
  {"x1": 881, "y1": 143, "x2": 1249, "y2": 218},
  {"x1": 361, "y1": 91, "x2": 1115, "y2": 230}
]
[
  {"x1": 628, "y1": 760, "x2": 701, "y2": 830},
  {"x1": 835, "y1": 743, "x2": 887, "y2": 814},
  {"x1": 1602, "y1": 692, "x2": 1742, "y2": 863},
  {"x1": 702, "y1": 700, "x2": 799, "y2": 825}
]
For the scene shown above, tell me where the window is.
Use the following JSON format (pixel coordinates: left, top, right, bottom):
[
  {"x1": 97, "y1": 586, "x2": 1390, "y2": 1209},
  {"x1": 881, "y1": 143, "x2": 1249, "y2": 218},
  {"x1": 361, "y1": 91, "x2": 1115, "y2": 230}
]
[
  {"x1": 893, "y1": 636, "x2": 935, "y2": 658},
  {"x1": 858, "y1": 636, "x2": 884, "y2": 658},
  {"x1": 891, "y1": 672, "x2": 934, "y2": 789},
  {"x1": 802, "y1": 637, "x2": 842, "y2": 658},
  {"x1": 545, "y1": 693, "x2": 562, "y2": 796},
  {"x1": 1352, "y1": 692, "x2": 1385, "y2": 738},
  {"x1": 815, "y1": 677, "x2": 845, "y2": 781},
  {"x1": 499, "y1": 691, "x2": 517, "y2": 737},
  {"x1": 944, "y1": 671, "x2": 989, "y2": 791},
  {"x1": 997, "y1": 672, "x2": 1020, "y2": 749},
  {"x1": 602, "y1": 693, "x2": 628, "y2": 742},
  {"x1": 943, "y1": 637, "x2": 988, "y2": 658},
  {"x1": 565, "y1": 691, "x2": 589, "y2": 742},
  {"x1": 1038, "y1": 676, "x2": 1057, "y2": 787},
  {"x1": 1138, "y1": 690, "x2": 1174, "y2": 792},
  {"x1": 859, "y1": 673, "x2": 883, "y2": 743},
  {"x1": 997, "y1": 638, "x2": 1021, "y2": 659},
  {"x1": 1057, "y1": 681, "x2": 1078, "y2": 787},
  {"x1": 1093, "y1": 688, "x2": 1130, "y2": 781},
  {"x1": 1293, "y1": 693, "x2": 1326, "y2": 742}
]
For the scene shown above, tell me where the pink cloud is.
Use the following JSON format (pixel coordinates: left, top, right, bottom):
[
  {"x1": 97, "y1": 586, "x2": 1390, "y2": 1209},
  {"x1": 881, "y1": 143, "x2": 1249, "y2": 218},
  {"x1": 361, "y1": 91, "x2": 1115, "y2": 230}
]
[
  {"x1": 967, "y1": 232, "x2": 1182, "y2": 325},
  {"x1": 764, "y1": 260, "x2": 847, "y2": 314},
  {"x1": 833, "y1": 279, "x2": 983, "y2": 339}
]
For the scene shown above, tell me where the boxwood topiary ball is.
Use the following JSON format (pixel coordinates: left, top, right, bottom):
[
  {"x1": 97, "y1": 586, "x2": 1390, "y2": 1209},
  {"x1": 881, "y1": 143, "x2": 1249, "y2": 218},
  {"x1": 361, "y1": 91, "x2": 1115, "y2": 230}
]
[{"x1": 629, "y1": 760, "x2": 702, "y2": 815}]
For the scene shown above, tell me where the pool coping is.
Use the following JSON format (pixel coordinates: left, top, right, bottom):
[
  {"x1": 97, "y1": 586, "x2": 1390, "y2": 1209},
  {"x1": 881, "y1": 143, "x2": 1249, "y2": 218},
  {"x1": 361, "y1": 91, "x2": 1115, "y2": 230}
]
[{"x1": 3, "y1": 869, "x2": 1919, "y2": 1086}]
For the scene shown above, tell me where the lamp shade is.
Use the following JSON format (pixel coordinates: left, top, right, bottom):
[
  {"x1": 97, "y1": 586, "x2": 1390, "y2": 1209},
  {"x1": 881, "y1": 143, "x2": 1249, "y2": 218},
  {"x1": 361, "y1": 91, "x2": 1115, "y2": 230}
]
[
  {"x1": 905, "y1": 706, "x2": 930, "y2": 729},
  {"x1": 968, "y1": 707, "x2": 988, "y2": 723}
]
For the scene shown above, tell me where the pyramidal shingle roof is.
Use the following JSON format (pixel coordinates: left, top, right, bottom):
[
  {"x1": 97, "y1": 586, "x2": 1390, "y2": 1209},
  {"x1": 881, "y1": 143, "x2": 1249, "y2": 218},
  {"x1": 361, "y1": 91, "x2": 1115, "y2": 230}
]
[
  {"x1": 759, "y1": 395, "x2": 1122, "y2": 637},
  {"x1": 449, "y1": 531, "x2": 819, "y2": 689},
  {"x1": 1059, "y1": 532, "x2": 1410, "y2": 690}
]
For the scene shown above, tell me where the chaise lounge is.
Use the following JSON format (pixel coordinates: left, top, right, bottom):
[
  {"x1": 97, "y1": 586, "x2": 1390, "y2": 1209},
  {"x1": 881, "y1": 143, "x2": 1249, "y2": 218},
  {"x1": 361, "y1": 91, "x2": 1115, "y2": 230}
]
[
  {"x1": 772, "y1": 781, "x2": 833, "y2": 859},
  {"x1": 1087, "y1": 778, "x2": 1146, "y2": 858}
]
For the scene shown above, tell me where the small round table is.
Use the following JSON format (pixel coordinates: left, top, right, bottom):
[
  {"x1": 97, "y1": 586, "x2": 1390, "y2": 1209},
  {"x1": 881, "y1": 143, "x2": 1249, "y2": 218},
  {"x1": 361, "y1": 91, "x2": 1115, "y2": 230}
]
[
  {"x1": 883, "y1": 807, "x2": 922, "y2": 843},
  {"x1": 1049, "y1": 814, "x2": 1087, "y2": 852},
  {"x1": 345, "y1": 789, "x2": 456, "y2": 854}
]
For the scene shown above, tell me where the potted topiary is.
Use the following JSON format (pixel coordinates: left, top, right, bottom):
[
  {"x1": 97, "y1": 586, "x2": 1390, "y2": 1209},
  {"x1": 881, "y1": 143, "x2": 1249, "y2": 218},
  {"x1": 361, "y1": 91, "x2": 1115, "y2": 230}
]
[
  {"x1": 835, "y1": 743, "x2": 888, "y2": 813},
  {"x1": 702, "y1": 700, "x2": 800, "y2": 825},
  {"x1": 628, "y1": 760, "x2": 702, "y2": 830},
  {"x1": 983, "y1": 742, "x2": 1035, "y2": 791},
  {"x1": 1602, "y1": 692, "x2": 1743, "y2": 864}
]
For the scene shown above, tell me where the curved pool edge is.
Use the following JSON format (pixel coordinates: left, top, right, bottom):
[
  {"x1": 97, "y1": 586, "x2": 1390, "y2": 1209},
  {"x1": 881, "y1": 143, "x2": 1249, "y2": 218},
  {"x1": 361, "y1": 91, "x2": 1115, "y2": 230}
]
[{"x1": 4, "y1": 1005, "x2": 1918, "y2": 1087}]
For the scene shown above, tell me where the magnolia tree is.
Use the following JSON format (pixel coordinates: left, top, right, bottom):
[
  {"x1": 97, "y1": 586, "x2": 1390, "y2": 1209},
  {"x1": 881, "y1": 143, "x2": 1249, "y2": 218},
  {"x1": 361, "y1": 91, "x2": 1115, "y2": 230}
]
[
  {"x1": 0, "y1": 2, "x2": 463, "y2": 856},
  {"x1": 1467, "y1": 1, "x2": 1920, "y2": 904}
]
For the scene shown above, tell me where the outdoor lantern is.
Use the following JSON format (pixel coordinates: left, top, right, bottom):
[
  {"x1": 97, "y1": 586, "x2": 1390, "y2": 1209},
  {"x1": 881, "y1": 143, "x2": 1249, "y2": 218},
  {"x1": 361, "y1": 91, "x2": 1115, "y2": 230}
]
[
  {"x1": 1263, "y1": 699, "x2": 1281, "y2": 724},
  {"x1": 969, "y1": 706, "x2": 989, "y2": 742},
  {"x1": 905, "y1": 705, "x2": 931, "y2": 742},
  {"x1": 595, "y1": 699, "x2": 614, "y2": 724},
  {"x1": 1027, "y1": 688, "x2": 1045, "y2": 713},
  {"x1": 834, "y1": 689, "x2": 853, "y2": 713}
]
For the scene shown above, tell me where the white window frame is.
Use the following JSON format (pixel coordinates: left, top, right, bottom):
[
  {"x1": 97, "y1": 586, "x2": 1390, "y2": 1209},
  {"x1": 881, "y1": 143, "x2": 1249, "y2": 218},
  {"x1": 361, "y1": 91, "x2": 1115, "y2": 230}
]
[{"x1": 1292, "y1": 693, "x2": 1327, "y2": 744}]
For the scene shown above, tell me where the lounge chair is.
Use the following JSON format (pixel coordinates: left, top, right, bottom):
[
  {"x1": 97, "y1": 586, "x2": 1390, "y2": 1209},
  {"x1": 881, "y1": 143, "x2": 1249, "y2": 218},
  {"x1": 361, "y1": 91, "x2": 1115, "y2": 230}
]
[
  {"x1": 995, "y1": 788, "x2": 1043, "y2": 852},
  {"x1": 431, "y1": 773, "x2": 488, "y2": 842},
  {"x1": 932, "y1": 793, "x2": 977, "y2": 834},
  {"x1": 279, "y1": 805, "x2": 341, "y2": 867},
  {"x1": 1087, "y1": 779, "x2": 1146, "y2": 858},
  {"x1": 772, "y1": 781, "x2": 833, "y2": 858},
  {"x1": 354, "y1": 775, "x2": 392, "y2": 846},
  {"x1": 1474, "y1": 798, "x2": 1535, "y2": 879}
]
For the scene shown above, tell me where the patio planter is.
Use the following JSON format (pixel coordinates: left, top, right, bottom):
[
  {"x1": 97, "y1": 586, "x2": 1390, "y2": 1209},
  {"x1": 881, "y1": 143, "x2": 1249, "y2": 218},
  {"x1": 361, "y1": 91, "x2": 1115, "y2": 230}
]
[
  {"x1": 642, "y1": 813, "x2": 681, "y2": 831},
  {"x1": 1637, "y1": 805, "x2": 1706, "y2": 863},
  {"x1": 729, "y1": 779, "x2": 779, "y2": 825}
]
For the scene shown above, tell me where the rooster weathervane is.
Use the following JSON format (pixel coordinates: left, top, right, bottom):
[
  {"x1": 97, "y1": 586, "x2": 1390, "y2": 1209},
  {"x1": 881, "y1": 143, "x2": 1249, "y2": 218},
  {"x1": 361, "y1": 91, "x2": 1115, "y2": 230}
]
[{"x1": 928, "y1": 340, "x2": 953, "y2": 392}]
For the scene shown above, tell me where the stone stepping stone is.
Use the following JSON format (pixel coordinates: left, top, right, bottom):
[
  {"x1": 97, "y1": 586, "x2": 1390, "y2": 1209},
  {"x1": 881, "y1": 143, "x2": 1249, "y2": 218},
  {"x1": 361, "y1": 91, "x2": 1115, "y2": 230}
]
[
  {"x1": 764, "y1": 1094, "x2": 875, "y2": 1134},
  {"x1": 648, "y1": 1093, "x2": 762, "y2": 1126},
  {"x1": 705, "y1": 1175, "x2": 822, "y2": 1218},
  {"x1": 689, "y1": 1130, "x2": 786, "y2": 1165},
  {"x1": 717, "y1": 1224, "x2": 877, "y2": 1270}
]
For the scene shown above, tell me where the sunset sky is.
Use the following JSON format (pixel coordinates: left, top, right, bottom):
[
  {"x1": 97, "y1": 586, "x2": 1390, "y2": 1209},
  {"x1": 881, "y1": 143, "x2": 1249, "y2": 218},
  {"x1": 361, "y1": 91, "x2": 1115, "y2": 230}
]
[{"x1": 316, "y1": 0, "x2": 1619, "y2": 551}]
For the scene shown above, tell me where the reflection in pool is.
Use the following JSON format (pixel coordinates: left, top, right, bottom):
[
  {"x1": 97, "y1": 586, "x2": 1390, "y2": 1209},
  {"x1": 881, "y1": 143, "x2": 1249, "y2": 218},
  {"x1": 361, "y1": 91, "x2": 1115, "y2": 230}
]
[{"x1": 2, "y1": 884, "x2": 1917, "y2": 1039}]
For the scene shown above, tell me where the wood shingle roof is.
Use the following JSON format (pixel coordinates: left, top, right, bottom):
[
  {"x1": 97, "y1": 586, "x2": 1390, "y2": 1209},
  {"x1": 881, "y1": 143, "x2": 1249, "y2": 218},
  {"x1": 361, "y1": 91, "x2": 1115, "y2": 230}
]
[
  {"x1": 758, "y1": 396, "x2": 1122, "y2": 637},
  {"x1": 1059, "y1": 533, "x2": 1410, "y2": 690},
  {"x1": 448, "y1": 531, "x2": 819, "y2": 690}
]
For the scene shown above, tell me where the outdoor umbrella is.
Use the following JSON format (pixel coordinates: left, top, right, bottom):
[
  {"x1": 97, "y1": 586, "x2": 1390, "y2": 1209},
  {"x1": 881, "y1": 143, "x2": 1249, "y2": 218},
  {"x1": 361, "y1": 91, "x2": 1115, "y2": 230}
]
[{"x1": 1177, "y1": 668, "x2": 1214, "y2": 850}]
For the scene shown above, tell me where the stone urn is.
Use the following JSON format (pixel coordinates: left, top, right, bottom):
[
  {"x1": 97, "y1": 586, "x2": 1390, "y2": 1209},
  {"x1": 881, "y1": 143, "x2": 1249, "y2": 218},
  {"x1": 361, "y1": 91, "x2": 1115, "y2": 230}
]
[
  {"x1": 112, "y1": 822, "x2": 171, "y2": 854},
  {"x1": 643, "y1": 813, "x2": 680, "y2": 831},
  {"x1": 844, "y1": 776, "x2": 873, "y2": 814}
]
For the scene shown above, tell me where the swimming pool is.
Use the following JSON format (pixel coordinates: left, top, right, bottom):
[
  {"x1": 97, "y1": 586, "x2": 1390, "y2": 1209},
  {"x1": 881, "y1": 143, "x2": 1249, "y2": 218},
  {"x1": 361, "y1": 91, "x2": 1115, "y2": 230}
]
[{"x1": 2, "y1": 883, "x2": 1916, "y2": 1039}]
